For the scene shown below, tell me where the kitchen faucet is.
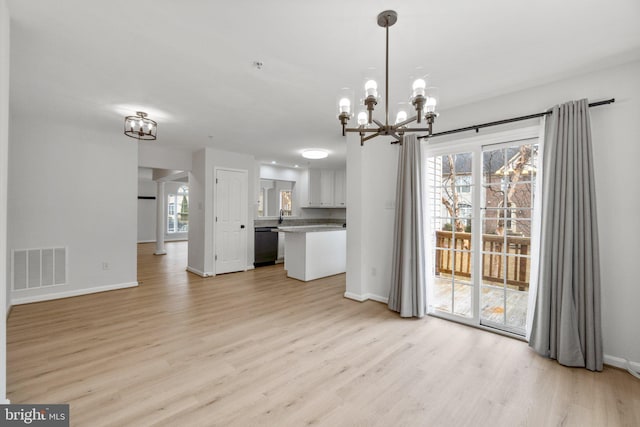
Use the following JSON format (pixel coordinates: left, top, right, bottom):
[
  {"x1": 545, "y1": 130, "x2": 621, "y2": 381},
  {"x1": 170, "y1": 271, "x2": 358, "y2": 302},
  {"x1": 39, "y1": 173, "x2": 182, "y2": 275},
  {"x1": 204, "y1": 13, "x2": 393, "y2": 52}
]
[{"x1": 278, "y1": 209, "x2": 284, "y2": 224}]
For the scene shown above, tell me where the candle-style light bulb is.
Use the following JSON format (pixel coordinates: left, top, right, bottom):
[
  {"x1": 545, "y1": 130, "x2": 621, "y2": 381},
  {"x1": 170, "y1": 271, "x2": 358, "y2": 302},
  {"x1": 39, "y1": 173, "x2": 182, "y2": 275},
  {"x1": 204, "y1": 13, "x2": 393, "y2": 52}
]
[
  {"x1": 412, "y1": 78, "x2": 426, "y2": 98},
  {"x1": 339, "y1": 98, "x2": 351, "y2": 114},
  {"x1": 395, "y1": 110, "x2": 407, "y2": 124},
  {"x1": 357, "y1": 111, "x2": 367, "y2": 126},
  {"x1": 364, "y1": 80, "x2": 378, "y2": 98}
]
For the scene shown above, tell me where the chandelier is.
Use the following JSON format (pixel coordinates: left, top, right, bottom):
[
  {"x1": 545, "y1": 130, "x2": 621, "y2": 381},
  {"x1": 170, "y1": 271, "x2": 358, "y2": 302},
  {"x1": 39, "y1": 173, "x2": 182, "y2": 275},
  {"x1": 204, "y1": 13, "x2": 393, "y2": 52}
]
[
  {"x1": 338, "y1": 10, "x2": 439, "y2": 145},
  {"x1": 124, "y1": 111, "x2": 157, "y2": 141}
]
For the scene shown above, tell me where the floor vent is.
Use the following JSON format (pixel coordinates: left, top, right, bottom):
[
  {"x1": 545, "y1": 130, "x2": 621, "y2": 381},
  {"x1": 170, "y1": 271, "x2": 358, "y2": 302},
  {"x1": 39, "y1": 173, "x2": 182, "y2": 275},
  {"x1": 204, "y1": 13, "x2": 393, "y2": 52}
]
[{"x1": 12, "y1": 247, "x2": 67, "y2": 291}]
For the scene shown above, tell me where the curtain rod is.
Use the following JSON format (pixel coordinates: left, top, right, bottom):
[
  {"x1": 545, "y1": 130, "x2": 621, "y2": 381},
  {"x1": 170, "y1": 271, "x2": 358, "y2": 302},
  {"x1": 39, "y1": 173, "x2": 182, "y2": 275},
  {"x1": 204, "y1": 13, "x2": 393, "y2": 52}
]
[{"x1": 417, "y1": 98, "x2": 615, "y2": 140}]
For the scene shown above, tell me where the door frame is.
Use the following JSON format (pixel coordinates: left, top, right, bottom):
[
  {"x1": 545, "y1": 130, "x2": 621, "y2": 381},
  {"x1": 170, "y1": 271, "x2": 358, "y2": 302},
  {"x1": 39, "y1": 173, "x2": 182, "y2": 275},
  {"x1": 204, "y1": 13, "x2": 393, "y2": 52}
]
[
  {"x1": 213, "y1": 167, "x2": 249, "y2": 275},
  {"x1": 422, "y1": 125, "x2": 542, "y2": 340}
]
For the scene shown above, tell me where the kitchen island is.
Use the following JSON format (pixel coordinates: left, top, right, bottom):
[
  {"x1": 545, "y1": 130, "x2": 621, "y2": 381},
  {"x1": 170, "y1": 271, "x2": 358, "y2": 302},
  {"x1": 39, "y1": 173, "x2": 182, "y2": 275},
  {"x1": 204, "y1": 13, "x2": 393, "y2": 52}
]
[{"x1": 277, "y1": 225, "x2": 346, "y2": 281}]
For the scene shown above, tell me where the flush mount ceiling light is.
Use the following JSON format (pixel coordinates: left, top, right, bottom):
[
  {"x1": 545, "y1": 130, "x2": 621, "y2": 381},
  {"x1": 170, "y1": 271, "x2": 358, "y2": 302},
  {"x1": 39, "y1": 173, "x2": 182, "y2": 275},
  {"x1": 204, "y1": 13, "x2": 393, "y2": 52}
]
[
  {"x1": 124, "y1": 111, "x2": 157, "y2": 141},
  {"x1": 338, "y1": 10, "x2": 440, "y2": 146},
  {"x1": 302, "y1": 149, "x2": 329, "y2": 160}
]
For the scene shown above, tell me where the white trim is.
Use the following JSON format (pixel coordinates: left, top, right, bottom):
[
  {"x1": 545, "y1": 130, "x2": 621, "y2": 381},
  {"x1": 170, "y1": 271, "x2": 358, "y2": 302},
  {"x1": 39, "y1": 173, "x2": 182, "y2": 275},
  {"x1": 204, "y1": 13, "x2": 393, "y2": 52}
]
[
  {"x1": 344, "y1": 292, "x2": 389, "y2": 304},
  {"x1": 344, "y1": 292, "x2": 367, "y2": 302},
  {"x1": 138, "y1": 237, "x2": 188, "y2": 244},
  {"x1": 424, "y1": 125, "x2": 541, "y2": 156},
  {"x1": 11, "y1": 282, "x2": 139, "y2": 305},
  {"x1": 154, "y1": 251, "x2": 167, "y2": 255},
  {"x1": 186, "y1": 266, "x2": 213, "y2": 277},
  {"x1": 422, "y1": 124, "x2": 542, "y2": 337},
  {"x1": 245, "y1": 265, "x2": 255, "y2": 271},
  {"x1": 367, "y1": 294, "x2": 389, "y2": 304},
  {"x1": 603, "y1": 354, "x2": 640, "y2": 372}
]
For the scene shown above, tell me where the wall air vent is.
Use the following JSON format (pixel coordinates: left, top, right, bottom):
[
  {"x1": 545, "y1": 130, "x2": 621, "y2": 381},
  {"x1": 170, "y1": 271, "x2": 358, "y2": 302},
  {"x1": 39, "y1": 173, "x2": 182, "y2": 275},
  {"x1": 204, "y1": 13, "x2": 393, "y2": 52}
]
[{"x1": 12, "y1": 247, "x2": 67, "y2": 291}]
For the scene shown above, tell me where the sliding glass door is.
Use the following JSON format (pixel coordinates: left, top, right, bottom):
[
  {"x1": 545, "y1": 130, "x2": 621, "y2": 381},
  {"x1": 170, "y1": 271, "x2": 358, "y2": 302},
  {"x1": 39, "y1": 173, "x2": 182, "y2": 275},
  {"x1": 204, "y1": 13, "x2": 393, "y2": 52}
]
[{"x1": 425, "y1": 130, "x2": 540, "y2": 336}]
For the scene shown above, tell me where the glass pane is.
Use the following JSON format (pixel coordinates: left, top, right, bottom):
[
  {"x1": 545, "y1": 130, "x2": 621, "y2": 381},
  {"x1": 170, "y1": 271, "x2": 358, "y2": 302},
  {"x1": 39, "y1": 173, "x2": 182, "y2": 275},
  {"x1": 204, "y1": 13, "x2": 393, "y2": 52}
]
[
  {"x1": 482, "y1": 221, "x2": 506, "y2": 254},
  {"x1": 510, "y1": 219, "x2": 532, "y2": 238},
  {"x1": 434, "y1": 226, "x2": 454, "y2": 249},
  {"x1": 452, "y1": 250, "x2": 472, "y2": 278},
  {"x1": 482, "y1": 183, "x2": 506, "y2": 211},
  {"x1": 506, "y1": 288, "x2": 529, "y2": 329},
  {"x1": 505, "y1": 255, "x2": 531, "y2": 292},
  {"x1": 482, "y1": 149, "x2": 506, "y2": 179},
  {"x1": 481, "y1": 251, "x2": 504, "y2": 286},
  {"x1": 481, "y1": 282, "x2": 505, "y2": 323},
  {"x1": 432, "y1": 275, "x2": 453, "y2": 314},
  {"x1": 433, "y1": 218, "x2": 455, "y2": 233},
  {"x1": 453, "y1": 282, "x2": 473, "y2": 318},
  {"x1": 506, "y1": 183, "x2": 533, "y2": 208},
  {"x1": 434, "y1": 248, "x2": 454, "y2": 276}
]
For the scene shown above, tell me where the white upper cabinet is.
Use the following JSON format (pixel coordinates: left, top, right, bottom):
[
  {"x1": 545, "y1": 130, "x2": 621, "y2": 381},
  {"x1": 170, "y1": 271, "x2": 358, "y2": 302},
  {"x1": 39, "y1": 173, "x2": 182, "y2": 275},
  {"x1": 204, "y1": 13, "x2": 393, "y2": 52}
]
[
  {"x1": 308, "y1": 169, "x2": 322, "y2": 207},
  {"x1": 334, "y1": 169, "x2": 346, "y2": 207},
  {"x1": 320, "y1": 169, "x2": 335, "y2": 206},
  {"x1": 305, "y1": 168, "x2": 346, "y2": 208}
]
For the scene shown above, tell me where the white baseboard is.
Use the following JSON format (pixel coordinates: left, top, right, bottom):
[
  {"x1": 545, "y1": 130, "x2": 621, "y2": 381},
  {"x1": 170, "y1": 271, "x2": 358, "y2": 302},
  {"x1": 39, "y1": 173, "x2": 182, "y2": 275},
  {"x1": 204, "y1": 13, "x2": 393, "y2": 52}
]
[
  {"x1": 367, "y1": 294, "x2": 389, "y2": 304},
  {"x1": 245, "y1": 265, "x2": 255, "y2": 271},
  {"x1": 186, "y1": 266, "x2": 213, "y2": 277},
  {"x1": 138, "y1": 238, "x2": 188, "y2": 244},
  {"x1": 344, "y1": 292, "x2": 389, "y2": 304},
  {"x1": 12, "y1": 281, "x2": 139, "y2": 305},
  {"x1": 344, "y1": 292, "x2": 368, "y2": 302},
  {"x1": 604, "y1": 354, "x2": 640, "y2": 372}
]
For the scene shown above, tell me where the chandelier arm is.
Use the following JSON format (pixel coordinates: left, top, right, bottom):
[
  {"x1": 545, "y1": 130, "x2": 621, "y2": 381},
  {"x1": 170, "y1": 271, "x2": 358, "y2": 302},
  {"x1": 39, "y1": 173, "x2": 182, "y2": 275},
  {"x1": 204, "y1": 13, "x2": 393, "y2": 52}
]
[
  {"x1": 372, "y1": 118, "x2": 385, "y2": 128},
  {"x1": 393, "y1": 115, "x2": 418, "y2": 128},
  {"x1": 345, "y1": 127, "x2": 381, "y2": 133},
  {"x1": 361, "y1": 132, "x2": 382, "y2": 143},
  {"x1": 388, "y1": 132, "x2": 402, "y2": 142}
]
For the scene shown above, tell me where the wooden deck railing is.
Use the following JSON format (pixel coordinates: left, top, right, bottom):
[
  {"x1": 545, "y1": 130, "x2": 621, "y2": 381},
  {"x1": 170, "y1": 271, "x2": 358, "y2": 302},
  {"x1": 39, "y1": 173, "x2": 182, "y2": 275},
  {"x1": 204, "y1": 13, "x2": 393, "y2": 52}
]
[{"x1": 435, "y1": 231, "x2": 531, "y2": 291}]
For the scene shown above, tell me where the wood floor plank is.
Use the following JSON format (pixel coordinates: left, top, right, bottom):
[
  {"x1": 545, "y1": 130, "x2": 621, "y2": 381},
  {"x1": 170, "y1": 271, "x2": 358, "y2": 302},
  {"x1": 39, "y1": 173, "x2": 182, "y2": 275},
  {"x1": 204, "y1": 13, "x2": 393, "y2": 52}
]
[{"x1": 6, "y1": 242, "x2": 640, "y2": 426}]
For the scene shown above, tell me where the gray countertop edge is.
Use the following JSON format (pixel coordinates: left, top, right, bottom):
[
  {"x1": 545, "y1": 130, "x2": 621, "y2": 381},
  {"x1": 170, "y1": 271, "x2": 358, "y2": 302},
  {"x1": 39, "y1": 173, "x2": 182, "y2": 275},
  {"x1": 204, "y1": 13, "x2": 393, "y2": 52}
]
[{"x1": 274, "y1": 227, "x2": 346, "y2": 233}]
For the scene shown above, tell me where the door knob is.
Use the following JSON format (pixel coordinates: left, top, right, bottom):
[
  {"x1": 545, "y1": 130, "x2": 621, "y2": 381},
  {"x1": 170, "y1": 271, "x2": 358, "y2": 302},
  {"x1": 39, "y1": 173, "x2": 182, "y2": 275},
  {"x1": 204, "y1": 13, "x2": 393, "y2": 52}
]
[{"x1": 240, "y1": 225, "x2": 245, "y2": 229}]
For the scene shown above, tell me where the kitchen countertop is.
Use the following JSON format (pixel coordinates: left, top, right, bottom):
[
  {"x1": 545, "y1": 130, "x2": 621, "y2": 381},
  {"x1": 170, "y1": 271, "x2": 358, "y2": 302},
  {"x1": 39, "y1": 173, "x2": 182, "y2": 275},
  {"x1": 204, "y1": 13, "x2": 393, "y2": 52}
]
[{"x1": 276, "y1": 225, "x2": 346, "y2": 233}]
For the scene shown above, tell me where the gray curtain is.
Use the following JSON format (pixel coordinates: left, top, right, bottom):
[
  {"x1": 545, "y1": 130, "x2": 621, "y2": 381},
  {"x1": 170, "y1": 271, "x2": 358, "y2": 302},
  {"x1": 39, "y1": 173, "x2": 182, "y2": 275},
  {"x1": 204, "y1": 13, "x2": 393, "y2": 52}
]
[
  {"x1": 388, "y1": 134, "x2": 426, "y2": 317},
  {"x1": 529, "y1": 99, "x2": 603, "y2": 371}
]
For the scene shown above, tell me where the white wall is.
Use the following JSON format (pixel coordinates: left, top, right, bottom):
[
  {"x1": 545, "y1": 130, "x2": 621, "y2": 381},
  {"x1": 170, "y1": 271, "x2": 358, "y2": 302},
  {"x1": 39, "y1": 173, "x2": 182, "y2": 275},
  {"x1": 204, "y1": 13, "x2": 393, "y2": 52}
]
[
  {"x1": 348, "y1": 59, "x2": 640, "y2": 367},
  {"x1": 188, "y1": 147, "x2": 256, "y2": 275},
  {"x1": 187, "y1": 150, "x2": 209, "y2": 275},
  {"x1": 0, "y1": 0, "x2": 9, "y2": 403},
  {"x1": 7, "y1": 121, "x2": 138, "y2": 304},
  {"x1": 346, "y1": 133, "x2": 398, "y2": 302},
  {"x1": 138, "y1": 144, "x2": 192, "y2": 171}
]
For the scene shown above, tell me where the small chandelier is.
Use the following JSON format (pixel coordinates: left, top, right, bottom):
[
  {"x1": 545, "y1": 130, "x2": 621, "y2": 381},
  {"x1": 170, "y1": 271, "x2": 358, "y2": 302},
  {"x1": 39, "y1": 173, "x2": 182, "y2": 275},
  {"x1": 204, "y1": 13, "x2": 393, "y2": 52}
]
[
  {"x1": 338, "y1": 10, "x2": 439, "y2": 145},
  {"x1": 124, "y1": 111, "x2": 157, "y2": 141}
]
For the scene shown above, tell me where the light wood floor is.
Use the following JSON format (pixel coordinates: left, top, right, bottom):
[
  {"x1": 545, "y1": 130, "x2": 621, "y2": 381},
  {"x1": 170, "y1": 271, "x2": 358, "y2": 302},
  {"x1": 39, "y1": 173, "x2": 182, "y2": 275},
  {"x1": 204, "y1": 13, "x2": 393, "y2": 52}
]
[{"x1": 7, "y1": 242, "x2": 640, "y2": 426}]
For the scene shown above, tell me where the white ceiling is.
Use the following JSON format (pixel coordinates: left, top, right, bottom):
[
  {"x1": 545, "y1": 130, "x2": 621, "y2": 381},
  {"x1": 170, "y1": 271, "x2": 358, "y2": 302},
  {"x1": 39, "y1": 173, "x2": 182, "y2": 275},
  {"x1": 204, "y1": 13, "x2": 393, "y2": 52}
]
[{"x1": 7, "y1": 0, "x2": 640, "y2": 168}]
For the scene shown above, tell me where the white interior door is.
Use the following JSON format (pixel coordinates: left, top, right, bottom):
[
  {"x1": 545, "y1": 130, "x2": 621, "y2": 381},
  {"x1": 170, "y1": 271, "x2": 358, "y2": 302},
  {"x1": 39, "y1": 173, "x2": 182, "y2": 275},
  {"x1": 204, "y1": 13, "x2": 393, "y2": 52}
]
[{"x1": 215, "y1": 168, "x2": 248, "y2": 274}]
